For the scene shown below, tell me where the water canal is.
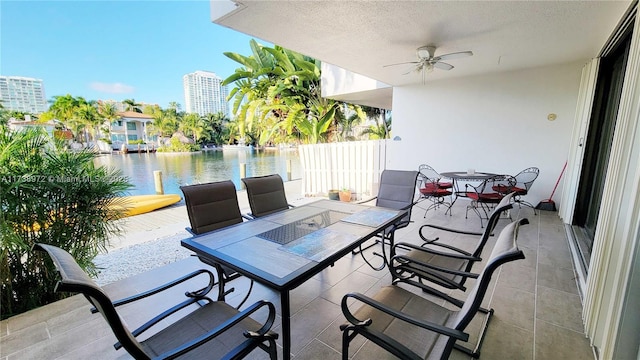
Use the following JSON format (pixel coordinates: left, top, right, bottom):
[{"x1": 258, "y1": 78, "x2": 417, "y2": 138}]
[{"x1": 94, "y1": 149, "x2": 302, "y2": 196}]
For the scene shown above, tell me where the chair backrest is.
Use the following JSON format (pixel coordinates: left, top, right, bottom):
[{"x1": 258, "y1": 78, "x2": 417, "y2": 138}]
[
  {"x1": 515, "y1": 167, "x2": 539, "y2": 191},
  {"x1": 180, "y1": 180, "x2": 243, "y2": 235},
  {"x1": 427, "y1": 218, "x2": 527, "y2": 356},
  {"x1": 242, "y1": 174, "x2": 289, "y2": 217},
  {"x1": 418, "y1": 164, "x2": 440, "y2": 184},
  {"x1": 470, "y1": 174, "x2": 516, "y2": 198},
  {"x1": 452, "y1": 218, "x2": 527, "y2": 330},
  {"x1": 33, "y1": 243, "x2": 150, "y2": 359},
  {"x1": 376, "y1": 170, "x2": 419, "y2": 224},
  {"x1": 469, "y1": 192, "x2": 515, "y2": 259}
]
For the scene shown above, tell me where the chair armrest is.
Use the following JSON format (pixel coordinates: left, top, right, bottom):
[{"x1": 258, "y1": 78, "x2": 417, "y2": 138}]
[
  {"x1": 419, "y1": 224, "x2": 485, "y2": 238},
  {"x1": 392, "y1": 254, "x2": 480, "y2": 281},
  {"x1": 108, "y1": 270, "x2": 218, "y2": 349},
  {"x1": 156, "y1": 300, "x2": 278, "y2": 359},
  {"x1": 105, "y1": 269, "x2": 216, "y2": 311},
  {"x1": 340, "y1": 292, "x2": 468, "y2": 342},
  {"x1": 394, "y1": 241, "x2": 476, "y2": 260},
  {"x1": 391, "y1": 278, "x2": 466, "y2": 308},
  {"x1": 357, "y1": 196, "x2": 377, "y2": 205}
]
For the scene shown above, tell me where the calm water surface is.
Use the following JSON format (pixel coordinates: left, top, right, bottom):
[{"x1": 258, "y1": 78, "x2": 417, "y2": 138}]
[{"x1": 94, "y1": 149, "x2": 302, "y2": 196}]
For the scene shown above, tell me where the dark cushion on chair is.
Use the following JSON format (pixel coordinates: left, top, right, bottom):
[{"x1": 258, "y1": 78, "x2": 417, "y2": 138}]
[
  {"x1": 351, "y1": 285, "x2": 454, "y2": 358},
  {"x1": 141, "y1": 301, "x2": 266, "y2": 358},
  {"x1": 181, "y1": 181, "x2": 243, "y2": 235},
  {"x1": 242, "y1": 174, "x2": 290, "y2": 217}
]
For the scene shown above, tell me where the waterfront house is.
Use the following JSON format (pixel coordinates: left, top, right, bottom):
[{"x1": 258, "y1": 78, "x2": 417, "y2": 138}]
[
  {"x1": 109, "y1": 111, "x2": 156, "y2": 150},
  {"x1": 7, "y1": 117, "x2": 73, "y2": 141},
  {"x1": 210, "y1": 1, "x2": 640, "y2": 358}
]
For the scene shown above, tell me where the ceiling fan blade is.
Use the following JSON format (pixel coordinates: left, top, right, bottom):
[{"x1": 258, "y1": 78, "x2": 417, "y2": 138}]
[
  {"x1": 436, "y1": 51, "x2": 473, "y2": 61},
  {"x1": 433, "y1": 62, "x2": 454, "y2": 70},
  {"x1": 383, "y1": 61, "x2": 420, "y2": 68}
]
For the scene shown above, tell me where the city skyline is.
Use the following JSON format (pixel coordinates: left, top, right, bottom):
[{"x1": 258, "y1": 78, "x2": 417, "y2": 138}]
[{"x1": 0, "y1": 1, "x2": 263, "y2": 110}]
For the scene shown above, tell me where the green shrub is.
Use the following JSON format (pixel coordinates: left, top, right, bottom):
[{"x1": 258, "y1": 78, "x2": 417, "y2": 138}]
[
  {"x1": 0, "y1": 126, "x2": 132, "y2": 319},
  {"x1": 157, "y1": 137, "x2": 200, "y2": 152}
]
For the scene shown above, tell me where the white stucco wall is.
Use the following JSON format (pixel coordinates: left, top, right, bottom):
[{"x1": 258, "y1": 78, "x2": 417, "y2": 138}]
[
  {"x1": 321, "y1": 63, "x2": 390, "y2": 97},
  {"x1": 388, "y1": 61, "x2": 585, "y2": 206}
]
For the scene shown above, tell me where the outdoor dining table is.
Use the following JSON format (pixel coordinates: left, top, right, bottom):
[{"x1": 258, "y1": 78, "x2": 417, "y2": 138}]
[
  {"x1": 440, "y1": 171, "x2": 498, "y2": 208},
  {"x1": 181, "y1": 199, "x2": 405, "y2": 360}
]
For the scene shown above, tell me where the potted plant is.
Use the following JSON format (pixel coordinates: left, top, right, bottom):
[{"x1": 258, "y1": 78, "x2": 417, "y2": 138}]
[
  {"x1": 328, "y1": 189, "x2": 340, "y2": 200},
  {"x1": 339, "y1": 188, "x2": 352, "y2": 202}
]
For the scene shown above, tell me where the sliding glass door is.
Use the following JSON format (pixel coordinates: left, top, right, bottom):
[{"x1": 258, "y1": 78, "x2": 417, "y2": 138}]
[{"x1": 572, "y1": 29, "x2": 632, "y2": 270}]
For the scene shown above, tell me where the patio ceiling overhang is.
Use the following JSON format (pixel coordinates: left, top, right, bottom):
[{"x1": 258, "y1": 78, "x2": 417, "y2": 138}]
[{"x1": 210, "y1": 0, "x2": 632, "y2": 109}]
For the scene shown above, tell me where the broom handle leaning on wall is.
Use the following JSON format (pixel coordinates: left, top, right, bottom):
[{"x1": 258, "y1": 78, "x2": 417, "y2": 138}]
[{"x1": 547, "y1": 161, "x2": 568, "y2": 200}]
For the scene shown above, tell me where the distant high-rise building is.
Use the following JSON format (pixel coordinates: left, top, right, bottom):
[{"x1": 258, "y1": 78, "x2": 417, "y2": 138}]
[
  {"x1": 182, "y1": 71, "x2": 229, "y2": 117},
  {"x1": 0, "y1": 76, "x2": 48, "y2": 114}
]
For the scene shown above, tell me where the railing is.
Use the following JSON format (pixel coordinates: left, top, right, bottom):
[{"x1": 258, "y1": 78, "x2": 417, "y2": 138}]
[{"x1": 298, "y1": 140, "x2": 387, "y2": 199}]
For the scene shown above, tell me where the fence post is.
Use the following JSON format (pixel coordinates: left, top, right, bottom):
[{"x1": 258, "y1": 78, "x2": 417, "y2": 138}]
[{"x1": 286, "y1": 159, "x2": 292, "y2": 181}]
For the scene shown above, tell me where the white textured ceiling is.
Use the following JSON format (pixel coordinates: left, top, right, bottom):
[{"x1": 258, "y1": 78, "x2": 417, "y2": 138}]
[{"x1": 212, "y1": 0, "x2": 632, "y2": 106}]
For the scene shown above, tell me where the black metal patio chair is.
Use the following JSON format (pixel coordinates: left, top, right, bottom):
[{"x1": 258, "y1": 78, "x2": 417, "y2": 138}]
[
  {"x1": 465, "y1": 174, "x2": 516, "y2": 227},
  {"x1": 416, "y1": 164, "x2": 453, "y2": 216},
  {"x1": 340, "y1": 218, "x2": 528, "y2": 359},
  {"x1": 241, "y1": 174, "x2": 294, "y2": 218},
  {"x1": 353, "y1": 169, "x2": 419, "y2": 271},
  {"x1": 34, "y1": 243, "x2": 279, "y2": 360},
  {"x1": 495, "y1": 166, "x2": 540, "y2": 214},
  {"x1": 181, "y1": 180, "x2": 254, "y2": 307},
  {"x1": 390, "y1": 192, "x2": 515, "y2": 294}
]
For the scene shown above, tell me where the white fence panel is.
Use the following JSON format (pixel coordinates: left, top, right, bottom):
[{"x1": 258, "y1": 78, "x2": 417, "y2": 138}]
[{"x1": 299, "y1": 140, "x2": 386, "y2": 199}]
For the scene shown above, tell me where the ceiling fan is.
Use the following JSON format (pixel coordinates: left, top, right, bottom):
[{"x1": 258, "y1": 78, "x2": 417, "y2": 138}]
[{"x1": 384, "y1": 45, "x2": 473, "y2": 83}]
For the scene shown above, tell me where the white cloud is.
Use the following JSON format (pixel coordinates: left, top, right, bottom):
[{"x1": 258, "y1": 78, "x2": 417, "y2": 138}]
[{"x1": 89, "y1": 82, "x2": 134, "y2": 94}]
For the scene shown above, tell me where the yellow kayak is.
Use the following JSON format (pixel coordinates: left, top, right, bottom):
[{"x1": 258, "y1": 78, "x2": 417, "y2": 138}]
[{"x1": 111, "y1": 194, "x2": 182, "y2": 217}]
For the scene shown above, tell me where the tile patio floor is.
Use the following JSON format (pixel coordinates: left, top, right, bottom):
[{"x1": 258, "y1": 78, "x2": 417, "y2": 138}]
[{"x1": 1, "y1": 188, "x2": 592, "y2": 359}]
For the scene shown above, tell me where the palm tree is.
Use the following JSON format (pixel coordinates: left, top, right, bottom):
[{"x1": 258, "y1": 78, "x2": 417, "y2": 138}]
[
  {"x1": 122, "y1": 99, "x2": 142, "y2": 113},
  {"x1": 339, "y1": 107, "x2": 365, "y2": 141},
  {"x1": 168, "y1": 102, "x2": 181, "y2": 112},
  {"x1": 180, "y1": 113, "x2": 205, "y2": 143},
  {"x1": 74, "y1": 103, "x2": 100, "y2": 142},
  {"x1": 361, "y1": 116, "x2": 392, "y2": 140},
  {"x1": 361, "y1": 106, "x2": 389, "y2": 139},
  {"x1": 151, "y1": 109, "x2": 178, "y2": 140},
  {"x1": 98, "y1": 102, "x2": 120, "y2": 140},
  {"x1": 203, "y1": 112, "x2": 228, "y2": 145},
  {"x1": 223, "y1": 39, "x2": 352, "y2": 145},
  {"x1": 48, "y1": 94, "x2": 78, "y2": 122}
]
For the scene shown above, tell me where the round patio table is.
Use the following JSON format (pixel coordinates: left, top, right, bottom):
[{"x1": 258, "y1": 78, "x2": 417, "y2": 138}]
[{"x1": 440, "y1": 171, "x2": 498, "y2": 208}]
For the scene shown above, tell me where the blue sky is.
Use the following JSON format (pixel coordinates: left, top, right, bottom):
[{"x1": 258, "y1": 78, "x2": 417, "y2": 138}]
[{"x1": 1, "y1": 1, "x2": 264, "y2": 109}]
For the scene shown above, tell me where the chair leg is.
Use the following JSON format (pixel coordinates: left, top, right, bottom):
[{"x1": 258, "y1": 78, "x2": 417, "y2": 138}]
[
  {"x1": 341, "y1": 328, "x2": 358, "y2": 360},
  {"x1": 466, "y1": 202, "x2": 484, "y2": 228},
  {"x1": 517, "y1": 199, "x2": 538, "y2": 215},
  {"x1": 352, "y1": 239, "x2": 380, "y2": 255},
  {"x1": 423, "y1": 196, "x2": 452, "y2": 217},
  {"x1": 453, "y1": 308, "x2": 494, "y2": 358}
]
